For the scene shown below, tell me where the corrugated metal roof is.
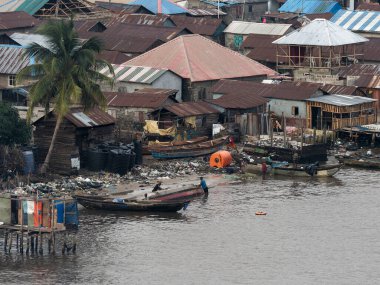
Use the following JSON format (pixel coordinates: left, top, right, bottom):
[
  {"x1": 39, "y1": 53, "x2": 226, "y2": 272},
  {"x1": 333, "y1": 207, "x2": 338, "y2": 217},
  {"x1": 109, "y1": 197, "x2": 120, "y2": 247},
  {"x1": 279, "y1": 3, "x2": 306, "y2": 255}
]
[
  {"x1": 170, "y1": 15, "x2": 224, "y2": 36},
  {"x1": 186, "y1": 8, "x2": 227, "y2": 16},
  {"x1": 242, "y1": 34, "x2": 280, "y2": 63},
  {"x1": 164, "y1": 101, "x2": 220, "y2": 117},
  {"x1": 97, "y1": 50, "x2": 132, "y2": 64},
  {"x1": 0, "y1": 0, "x2": 25, "y2": 12},
  {"x1": 129, "y1": 0, "x2": 188, "y2": 14},
  {"x1": 330, "y1": 10, "x2": 380, "y2": 34},
  {"x1": 0, "y1": 11, "x2": 39, "y2": 30},
  {"x1": 65, "y1": 108, "x2": 115, "y2": 128},
  {"x1": 362, "y1": 38, "x2": 380, "y2": 62},
  {"x1": 10, "y1": 33, "x2": 50, "y2": 48},
  {"x1": 278, "y1": 0, "x2": 342, "y2": 14},
  {"x1": 105, "y1": 89, "x2": 176, "y2": 108},
  {"x1": 125, "y1": 34, "x2": 276, "y2": 82},
  {"x1": 224, "y1": 21, "x2": 292, "y2": 35},
  {"x1": 273, "y1": 18, "x2": 368, "y2": 46},
  {"x1": 355, "y1": 75, "x2": 380, "y2": 89},
  {"x1": 99, "y1": 64, "x2": 170, "y2": 83},
  {"x1": 319, "y1": 84, "x2": 357, "y2": 95},
  {"x1": 307, "y1": 94, "x2": 376, "y2": 106},
  {"x1": 108, "y1": 13, "x2": 173, "y2": 26},
  {"x1": 0, "y1": 45, "x2": 29, "y2": 74},
  {"x1": 15, "y1": 0, "x2": 49, "y2": 15},
  {"x1": 338, "y1": 64, "x2": 380, "y2": 77}
]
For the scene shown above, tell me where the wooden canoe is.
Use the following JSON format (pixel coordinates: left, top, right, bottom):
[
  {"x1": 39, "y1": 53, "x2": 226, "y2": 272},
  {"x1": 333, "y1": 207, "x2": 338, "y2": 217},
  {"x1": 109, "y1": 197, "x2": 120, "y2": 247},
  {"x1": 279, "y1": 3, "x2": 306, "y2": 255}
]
[
  {"x1": 151, "y1": 136, "x2": 228, "y2": 159},
  {"x1": 338, "y1": 158, "x2": 380, "y2": 169},
  {"x1": 272, "y1": 164, "x2": 341, "y2": 177},
  {"x1": 74, "y1": 195, "x2": 189, "y2": 212}
]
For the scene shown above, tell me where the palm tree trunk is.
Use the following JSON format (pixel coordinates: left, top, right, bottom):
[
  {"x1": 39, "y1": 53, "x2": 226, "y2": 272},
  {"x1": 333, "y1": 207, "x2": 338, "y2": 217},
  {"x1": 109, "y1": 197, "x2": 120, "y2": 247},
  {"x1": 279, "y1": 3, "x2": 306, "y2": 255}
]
[{"x1": 40, "y1": 115, "x2": 63, "y2": 174}]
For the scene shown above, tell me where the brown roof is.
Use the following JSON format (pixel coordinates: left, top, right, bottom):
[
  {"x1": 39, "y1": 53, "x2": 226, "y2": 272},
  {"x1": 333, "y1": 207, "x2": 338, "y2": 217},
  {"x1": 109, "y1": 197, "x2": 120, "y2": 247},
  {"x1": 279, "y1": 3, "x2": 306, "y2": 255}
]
[
  {"x1": 64, "y1": 108, "x2": 115, "y2": 128},
  {"x1": 305, "y1": 13, "x2": 333, "y2": 21},
  {"x1": 107, "y1": 14, "x2": 173, "y2": 26},
  {"x1": 105, "y1": 89, "x2": 177, "y2": 108},
  {"x1": 338, "y1": 64, "x2": 380, "y2": 78},
  {"x1": 170, "y1": 15, "x2": 225, "y2": 36},
  {"x1": 263, "y1": 12, "x2": 298, "y2": 20},
  {"x1": 97, "y1": 50, "x2": 132, "y2": 64},
  {"x1": 355, "y1": 75, "x2": 380, "y2": 89},
  {"x1": 211, "y1": 79, "x2": 322, "y2": 101},
  {"x1": 164, "y1": 101, "x2": 220, "y2": 117},
  {"x1": 125, "y1": 35, "x2": 276, "y2": 82},
  {"x1": 103, "y1": 36, "x2": 165, "y2": 53},
  {"x1": 0, "y1": 11, "x2": 39, "y2": 31},
  {"x1": 356, "y1": 3, "x2": 380, "y2": 11},
  {"x1": 319, "y1": 84, "x2": 358, "y2": 95},
  {"x1": 242, "y1": 34, "x2": 280, "y2": 63}
]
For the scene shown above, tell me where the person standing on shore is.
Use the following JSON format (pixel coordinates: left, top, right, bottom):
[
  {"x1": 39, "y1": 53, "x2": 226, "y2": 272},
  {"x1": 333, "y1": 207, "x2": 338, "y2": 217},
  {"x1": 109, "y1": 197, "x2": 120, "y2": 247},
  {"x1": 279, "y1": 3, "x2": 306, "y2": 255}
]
[{"x1": 200, "y1": 177, "x2": 209, "y2": 194}]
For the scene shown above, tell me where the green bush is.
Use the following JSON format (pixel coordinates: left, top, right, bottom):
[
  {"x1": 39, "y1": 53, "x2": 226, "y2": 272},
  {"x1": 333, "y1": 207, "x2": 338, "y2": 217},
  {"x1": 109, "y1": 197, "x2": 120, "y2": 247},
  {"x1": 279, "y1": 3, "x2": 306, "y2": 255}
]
[{"x1": 0, "y1": 103, "x2": 31, "y2": 146}]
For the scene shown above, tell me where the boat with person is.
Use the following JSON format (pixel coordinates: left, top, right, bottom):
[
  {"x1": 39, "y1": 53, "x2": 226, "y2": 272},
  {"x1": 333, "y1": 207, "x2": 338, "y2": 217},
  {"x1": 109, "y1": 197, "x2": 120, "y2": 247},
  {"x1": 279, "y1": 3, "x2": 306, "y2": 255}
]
[
  {"x1": 74, "y1": 195, "x2": 190, "y2": 212},
  {"x1": 150, "y1": 136, "x2": 228, "y2": 159}
]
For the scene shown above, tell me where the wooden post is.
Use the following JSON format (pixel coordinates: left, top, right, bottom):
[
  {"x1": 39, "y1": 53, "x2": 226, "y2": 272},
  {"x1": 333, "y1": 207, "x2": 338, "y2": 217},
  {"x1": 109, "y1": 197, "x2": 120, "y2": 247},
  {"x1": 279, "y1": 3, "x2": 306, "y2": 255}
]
[
  {"x1": 301, "y1": 127, "x2": 304, "y2": 150},
  {"x1": 283, "y1": 113, "x2": 287, "y2": 147},
  {"x1": 270, "y1": 117, "x2": 273, "y2": 147},
  {"x1": 313, "y1": 128, "x2": 316, "y2": 144},
  {"x1": 20, "y1": 201, "x2": 23, "y2": 254},
  {"x1": 323, "y1": 128, "x2": 327, "y2": 144},
  {"x1": 8, "y1": 231, "x2": 12, "y2": 253},
  {"x1": 4, "y1": 230, "x2": 8, "y2": 251}
]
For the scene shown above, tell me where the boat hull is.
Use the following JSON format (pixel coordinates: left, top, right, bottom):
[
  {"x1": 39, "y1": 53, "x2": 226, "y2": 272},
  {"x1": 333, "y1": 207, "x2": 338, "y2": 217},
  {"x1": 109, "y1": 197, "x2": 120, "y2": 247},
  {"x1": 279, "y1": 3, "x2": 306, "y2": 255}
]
[
  {"x1": 339, "y1": 158, "x2": 380, "y2": 169},
  {"x1": 75, "y1": 196, "x2": 188, "y2": 212},
  {"x1": 273, "y1": 164, "x2": 341, "y2": 177}
]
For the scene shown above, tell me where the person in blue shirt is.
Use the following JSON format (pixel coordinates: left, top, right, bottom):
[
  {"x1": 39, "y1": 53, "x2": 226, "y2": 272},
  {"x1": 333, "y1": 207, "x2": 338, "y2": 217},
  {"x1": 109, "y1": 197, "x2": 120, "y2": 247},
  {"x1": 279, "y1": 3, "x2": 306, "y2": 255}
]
[{"x1": 200, "y1": 177, "x2": 208, "y2": 194}]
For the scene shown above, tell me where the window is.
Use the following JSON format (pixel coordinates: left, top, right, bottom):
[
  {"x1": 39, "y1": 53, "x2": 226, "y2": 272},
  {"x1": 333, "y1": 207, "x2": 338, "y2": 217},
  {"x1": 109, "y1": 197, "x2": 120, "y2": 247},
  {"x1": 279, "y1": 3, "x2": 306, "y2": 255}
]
[
  {"x1": 8, "y1": 75, "x2": 16, "y2": 86},
  {"x1": 292, "y1": 106, "x2": 299, "y2": 116},
  {"x1": 248, "y1": 5, "x2": 253, "y2": 12}
]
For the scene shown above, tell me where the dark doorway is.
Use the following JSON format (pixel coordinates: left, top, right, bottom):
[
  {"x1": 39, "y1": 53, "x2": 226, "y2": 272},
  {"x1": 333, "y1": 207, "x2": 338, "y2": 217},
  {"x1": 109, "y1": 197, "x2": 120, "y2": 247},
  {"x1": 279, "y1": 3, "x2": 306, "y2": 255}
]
[{"x1": 311, "y1": 107, "x2": 322, "y2": 129}]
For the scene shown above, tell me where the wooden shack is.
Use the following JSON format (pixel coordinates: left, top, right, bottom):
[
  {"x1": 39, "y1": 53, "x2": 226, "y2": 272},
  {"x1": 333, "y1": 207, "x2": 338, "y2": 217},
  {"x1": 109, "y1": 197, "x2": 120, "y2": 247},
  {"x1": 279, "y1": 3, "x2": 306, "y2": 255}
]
[
  {"x1": 33, "y1": 108, "x2": 115, "y2": 174},
  {"x1": 151, "y1": 101, "x2": 220, "y2": 138},
  {"x1": 306, "y1": 95, "x2": 377, "y2": 130}
]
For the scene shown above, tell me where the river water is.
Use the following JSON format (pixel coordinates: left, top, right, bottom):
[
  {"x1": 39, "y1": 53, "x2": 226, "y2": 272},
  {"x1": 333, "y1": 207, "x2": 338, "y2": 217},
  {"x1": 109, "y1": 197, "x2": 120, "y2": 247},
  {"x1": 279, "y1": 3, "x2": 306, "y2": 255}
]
[{"x1": 1, "y1": 168, "x2": 380, "y2": 284}]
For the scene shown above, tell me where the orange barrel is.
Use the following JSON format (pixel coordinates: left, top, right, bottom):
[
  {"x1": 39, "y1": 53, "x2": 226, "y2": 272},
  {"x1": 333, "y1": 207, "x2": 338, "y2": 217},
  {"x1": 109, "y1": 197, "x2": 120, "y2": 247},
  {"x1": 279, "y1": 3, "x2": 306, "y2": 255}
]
[
  {"x1": 34, "y1": 201, "x2": 43, "y2": 227},
  {"x1": 210, "y1": 150, "x2": 233, "y2": 168}
]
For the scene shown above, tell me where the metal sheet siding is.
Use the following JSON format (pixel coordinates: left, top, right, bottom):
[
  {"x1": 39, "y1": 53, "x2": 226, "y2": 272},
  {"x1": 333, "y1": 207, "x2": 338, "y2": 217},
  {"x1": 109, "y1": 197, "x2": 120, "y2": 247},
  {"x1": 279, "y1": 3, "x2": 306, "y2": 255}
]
[
  {"x1": 224, "y1": 21, "x2": 292, "y2": 35},
  {"x1": 165, "y1": 101, "x2": 220, "y2": 117},
  {"x1": 0, "y1": 0, "x2": 24, "y2": 12},
  {"x1": 0, "y1": 45, "x2": 29, "y2": 74},
  {"x1": 65, "y1": 108, "x2": 115, "y2": 128},
  {"x1": 99, "y1": 64, "x2": 169, "y2": 84},
  {"x1": 331, "y1": 10, "x2": 380, "y2": 33},
  {"x1": 278, "y1": 0, "x2": 342, "y2": 14},
  {"x1": 307, "y1": 94, "x2": 377, "y2": 106},
  {"x1": 129, "y1": 0, "x2": 188, "y2": 14},
  {"x1": 15, "y1": 0, "x2": 49, "y2": 15}
]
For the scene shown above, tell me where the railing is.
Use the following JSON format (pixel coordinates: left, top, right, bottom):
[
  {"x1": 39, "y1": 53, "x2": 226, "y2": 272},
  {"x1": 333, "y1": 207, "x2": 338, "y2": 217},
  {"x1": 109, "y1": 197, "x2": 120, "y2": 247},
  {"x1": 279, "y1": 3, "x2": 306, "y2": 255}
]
[{"x1": 332, "y1": 115, "x2": 376, "y2": 130}]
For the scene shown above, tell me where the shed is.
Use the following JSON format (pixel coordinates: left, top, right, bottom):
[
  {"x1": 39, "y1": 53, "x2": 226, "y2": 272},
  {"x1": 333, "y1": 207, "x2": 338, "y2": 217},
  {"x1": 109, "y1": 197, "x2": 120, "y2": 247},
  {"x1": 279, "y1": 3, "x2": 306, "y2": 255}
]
[
  {"x1": 273, "y1": 19, "x2": 368, "y2": 79},
  {"x1": 99, "y1": 65, "x2": 183, "y2": 101},
  {"x1": 224, "y1": 21, "x2": 293, "y2": 50},
  {"x1": 33, "y1": 108, "x2": 115, "y2": 174},
  {"x1": 306, "y1": 94, "x2": 377, "y2": 130},
  {"x1": 152, "y1": 101, "x2": 221, "y2": 137}
]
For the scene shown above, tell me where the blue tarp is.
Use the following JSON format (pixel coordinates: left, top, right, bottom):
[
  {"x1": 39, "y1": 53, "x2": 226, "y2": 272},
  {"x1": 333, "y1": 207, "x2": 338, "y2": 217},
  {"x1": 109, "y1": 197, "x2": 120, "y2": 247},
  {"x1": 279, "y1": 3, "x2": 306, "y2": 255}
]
[
  {"x1": 64, "y1": 201, "x2": 79, "y2": 228},
  {"x1": 279, "y1": 0, "x2": 342, "y2": 14},
  {"x1": 129, "y1": 0, "x2": 188, "y2": 14}
]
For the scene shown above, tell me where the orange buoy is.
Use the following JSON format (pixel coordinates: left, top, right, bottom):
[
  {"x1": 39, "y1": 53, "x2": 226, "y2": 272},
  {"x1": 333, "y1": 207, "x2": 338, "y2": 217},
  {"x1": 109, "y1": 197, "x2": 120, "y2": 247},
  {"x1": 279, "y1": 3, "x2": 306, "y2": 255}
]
[
  {"x1": 210, "y1": 150, "x2": 233, "y2": 168},
  {"x1": 255, "y1": 211, "x2": 267, "y2": 216}
]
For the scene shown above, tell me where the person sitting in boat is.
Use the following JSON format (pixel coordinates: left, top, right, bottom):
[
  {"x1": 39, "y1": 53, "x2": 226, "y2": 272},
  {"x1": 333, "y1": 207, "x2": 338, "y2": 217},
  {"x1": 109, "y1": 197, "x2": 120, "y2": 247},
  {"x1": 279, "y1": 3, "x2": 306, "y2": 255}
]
[
  {"x1": 200, "y1": 177, "x2": 208, "y2": 194},
  {"x1": 152, "y1": 181, "x2": 162, "y2": 192}
]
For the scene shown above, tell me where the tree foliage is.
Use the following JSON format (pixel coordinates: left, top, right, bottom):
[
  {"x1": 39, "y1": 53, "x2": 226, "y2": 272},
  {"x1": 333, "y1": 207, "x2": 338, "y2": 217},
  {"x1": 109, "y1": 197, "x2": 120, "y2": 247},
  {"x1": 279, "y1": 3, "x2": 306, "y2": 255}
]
[{"x1": 0, "y1": 103, "x2": 31, "y2": 146}]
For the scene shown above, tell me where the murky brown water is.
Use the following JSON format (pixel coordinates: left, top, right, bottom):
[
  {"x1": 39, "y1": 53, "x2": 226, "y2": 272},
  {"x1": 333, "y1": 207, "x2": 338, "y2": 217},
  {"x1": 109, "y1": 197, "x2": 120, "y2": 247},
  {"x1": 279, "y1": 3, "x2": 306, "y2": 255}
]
[{"x1": 1, "y1": 168, "x2": 380, "y2": 284}]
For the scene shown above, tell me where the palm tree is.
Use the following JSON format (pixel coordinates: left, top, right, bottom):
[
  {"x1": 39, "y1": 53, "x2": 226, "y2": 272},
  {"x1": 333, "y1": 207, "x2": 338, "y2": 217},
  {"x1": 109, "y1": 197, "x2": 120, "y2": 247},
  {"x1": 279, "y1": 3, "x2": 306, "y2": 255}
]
[{"x1": 18, "y1": 19, "x2": 114, "y2": 174}]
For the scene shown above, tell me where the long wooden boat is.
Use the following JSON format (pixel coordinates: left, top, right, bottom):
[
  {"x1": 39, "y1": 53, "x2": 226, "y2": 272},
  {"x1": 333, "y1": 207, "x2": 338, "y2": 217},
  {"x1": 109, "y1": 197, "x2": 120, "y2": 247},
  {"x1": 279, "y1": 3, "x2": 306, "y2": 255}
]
[
  {"x1": 272, "y1": 163, "x2": 341, "y2": 177},
  {"x1": 337, "y1": 158, "x2": 380, "y2": 169},
  {"x1": 150, "y1": 136, "x2": 228, "y2": 159},
  {"x1": 244, "y1": 163, "x2": 341, "y2": 177},
  {"x1": 74, "y1": 195, "x2": 189, "y2": 212}
]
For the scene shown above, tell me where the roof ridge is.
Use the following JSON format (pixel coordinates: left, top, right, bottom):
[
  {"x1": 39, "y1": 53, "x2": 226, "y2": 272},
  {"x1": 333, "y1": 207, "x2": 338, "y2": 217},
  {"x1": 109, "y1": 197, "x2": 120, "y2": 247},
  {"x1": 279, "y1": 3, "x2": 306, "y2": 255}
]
[{"x1": 181, "y1": 36, "x2": 194, "y2": 81}]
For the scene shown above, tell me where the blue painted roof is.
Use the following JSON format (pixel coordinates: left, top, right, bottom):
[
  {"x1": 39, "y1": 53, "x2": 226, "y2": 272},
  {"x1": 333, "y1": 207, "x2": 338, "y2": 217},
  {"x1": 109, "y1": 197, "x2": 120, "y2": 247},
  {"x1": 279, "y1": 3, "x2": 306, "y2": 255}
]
[
  {"x1": 330, "y1": 9, "x2": 380, "y2": 33},
  {"x1": 279, "y1": 0, "x2": 342, "y2": 14},
  {"x1": 200, "y1": 0, "x2": 239, "y2": 7},
  {"x1": 129, "y1": 0, "x2": 188, "y2": 14}
]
